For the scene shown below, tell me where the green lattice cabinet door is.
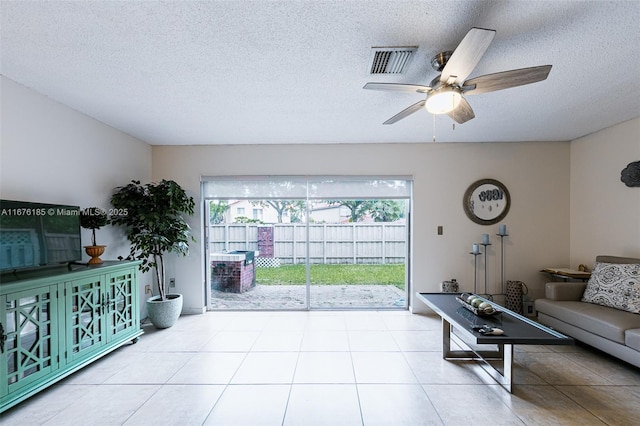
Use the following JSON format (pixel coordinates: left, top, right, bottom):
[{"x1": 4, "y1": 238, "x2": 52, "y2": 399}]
[
  {"x1": 64, "y1": 276, "x2": 107, "y2": 363},
  {"x1": 0, "y1": 284, "x2": 60, "y2": 398},
  {"x1": 105, "y1": 269, "x2": 138, "y2": 342}
]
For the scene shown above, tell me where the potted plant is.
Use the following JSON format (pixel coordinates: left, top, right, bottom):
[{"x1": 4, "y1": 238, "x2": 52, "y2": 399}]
[
  {"x1": 110, "y1": 179, "x2": 195, "y2": 329},
  {"x1": 80, "y1": 207, "x2": 109, "y2": 264}
]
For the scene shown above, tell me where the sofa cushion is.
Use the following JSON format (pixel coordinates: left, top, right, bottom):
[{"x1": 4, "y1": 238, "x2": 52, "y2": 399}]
[
  {"x1": 535, "y1": 299, "x2": 640, "y2": 344},
  {"x1": 627, "y1": 329, "x2": 640, "y2": 352},
  {"x1": 544, "y1": 282, "x2": 587, "y2": 301},
  {"x1": 581, "y1": 262, "x2": 640, "y2": 314}
]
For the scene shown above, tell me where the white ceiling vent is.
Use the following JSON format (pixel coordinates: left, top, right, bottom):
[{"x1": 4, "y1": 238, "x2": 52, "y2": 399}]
[{"x1": 368, "y1": 46, "x2": 418, "y2": 74}]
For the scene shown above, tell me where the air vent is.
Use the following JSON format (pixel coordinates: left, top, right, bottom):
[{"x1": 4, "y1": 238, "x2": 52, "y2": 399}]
[{"x1": 368, "y1": 46, "x2": 418, "y2": 74}]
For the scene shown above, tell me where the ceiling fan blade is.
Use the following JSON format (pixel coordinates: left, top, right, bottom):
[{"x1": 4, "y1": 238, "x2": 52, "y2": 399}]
[
  {"x1": 363, "y1": 82, "x2": 431, "y2": 93},
  {"x1": 447, "y1": 97, "x2": 475, "y2": 124},
  {"x1": 383, "y1": 100, "x2": 426, "y2": 125},
  {"x1": 462, "y1": 65, "x2": 552, "y2": 95},
  {"x1": 440, "y1": 27, "x2": 496, "y2": 85}
]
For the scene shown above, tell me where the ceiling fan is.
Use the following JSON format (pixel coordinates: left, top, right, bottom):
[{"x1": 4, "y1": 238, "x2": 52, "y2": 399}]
[{"x1": 364, "y1": 27, "x2": 552, "y2": 125}]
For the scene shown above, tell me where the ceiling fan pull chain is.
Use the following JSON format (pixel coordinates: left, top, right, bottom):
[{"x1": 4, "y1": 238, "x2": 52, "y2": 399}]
[
  {"x1": 452, "y1": 96, "x2": 456, "y2": 130},
  {"x1": 432, "y1": 113, "x2": 436, "y2": 142}
]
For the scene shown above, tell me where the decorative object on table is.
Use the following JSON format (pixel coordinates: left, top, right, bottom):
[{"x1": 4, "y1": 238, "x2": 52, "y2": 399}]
[
  {"x1": 457, "y1": 293, "x2": 500, "y2": 316},
  {"x1": 472, "y1": 325, "x2": 504, "y2": 335},
  {"x1": 496, "y1": 223, "x2": 509, "y2": 294},
  {"x1": 463, "y1": 179, "x2": 511, "y2": 225},
  {"x1": 540, "y1": 267, "x2": 592, "y2": 281},
  {"x1": 110, "y1": 179, "x2": 195, "y2": 329},
  {"x1": 620, "y1": 160, "x2": 640, "y2": 187},
  {"x1": 80, "y1": 206, "x2": 109, "y2": 265},
  {"x1": 470, "y1": 244, "x2": 482, "y2": 293},
  {"x1": 505, "y1": 280, "x2": 528, "y2": 315},
  {"x1": 441, "y1": 278, "x2": 459, "y2": 293}
]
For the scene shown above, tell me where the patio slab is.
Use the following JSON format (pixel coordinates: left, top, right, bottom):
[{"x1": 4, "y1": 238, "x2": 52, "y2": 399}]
[{"x1": 211, "y1": 284, "x2": 406, "y2": 309}]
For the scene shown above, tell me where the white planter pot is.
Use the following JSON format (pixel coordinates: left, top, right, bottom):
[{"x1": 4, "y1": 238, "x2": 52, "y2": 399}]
[{"x1": 146, "y1": 293, "x2": 183, "y2": 329}]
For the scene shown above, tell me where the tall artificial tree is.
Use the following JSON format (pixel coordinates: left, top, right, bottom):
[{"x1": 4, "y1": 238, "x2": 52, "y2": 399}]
[{"x1": 110, "y1": 180, "x2": 195, "y2": 300}]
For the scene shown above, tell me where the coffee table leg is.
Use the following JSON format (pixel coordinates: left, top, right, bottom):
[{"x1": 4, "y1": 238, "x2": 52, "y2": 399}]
[
  {"x1": 441, "y1": 318, "x2": 514, "y2": 392},
  {"x1": 442, "y1": 318, "x2": 475, "y2": 359},
  {"x1": 474, "y1": 343, "x2": 514, "y2": 392},
  {"x1": 503, "y1": 344, "x2": 513, "y2": 392},
  {"x1": 442, "y1": 318, "x2": 451, "y2": 357},
  {"x1": 479, "y1": 343, "x2": 513, "y2": 392}
]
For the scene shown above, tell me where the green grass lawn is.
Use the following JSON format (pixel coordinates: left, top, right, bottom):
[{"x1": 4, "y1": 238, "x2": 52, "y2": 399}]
[{"x1": 256, "y1": 264, "x2": 405, "y2": 290}]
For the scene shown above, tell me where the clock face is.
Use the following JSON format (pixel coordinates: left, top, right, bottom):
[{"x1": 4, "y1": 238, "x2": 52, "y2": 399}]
[{"x1": 463, "y1": 179, "x2": 510, "y2": 225}]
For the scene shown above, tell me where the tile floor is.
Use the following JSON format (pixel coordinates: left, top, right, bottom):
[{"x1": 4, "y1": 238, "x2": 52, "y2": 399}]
[{"x1": 2, "y1": 310, "x2": 639, "y2": 425}]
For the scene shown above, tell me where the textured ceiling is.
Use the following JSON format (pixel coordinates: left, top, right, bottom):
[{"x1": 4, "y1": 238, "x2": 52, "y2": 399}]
[{"x1": 1, "y1": 1, "x2": 639, "y2": 145}]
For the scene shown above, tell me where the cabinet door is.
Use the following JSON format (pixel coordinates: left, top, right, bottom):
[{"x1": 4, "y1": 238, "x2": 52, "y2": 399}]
[
  {"x1": 64, "y1": 276, "x2": 106, "y2": 363},
  {"x1": 1, "y1": 285, "x2": 59, "y2": 397},
  {"x1": 105, "y1": 268, "x2": 138, "y2": 341}
]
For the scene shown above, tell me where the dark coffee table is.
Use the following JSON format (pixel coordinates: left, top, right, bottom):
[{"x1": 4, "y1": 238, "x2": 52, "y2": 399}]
[{"x1": 416, "y1": 292, "x2": 574, "y2": 392}]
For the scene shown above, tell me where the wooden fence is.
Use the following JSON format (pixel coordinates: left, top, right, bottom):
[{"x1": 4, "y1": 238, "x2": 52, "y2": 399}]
[{"x1": 208, "y1": 223, "x2": 406, "y2": 265}]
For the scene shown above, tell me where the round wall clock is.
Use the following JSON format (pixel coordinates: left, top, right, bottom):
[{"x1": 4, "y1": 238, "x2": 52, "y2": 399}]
[{"x1": 463, "y1": 179, "x2": 511, "y2": 225}]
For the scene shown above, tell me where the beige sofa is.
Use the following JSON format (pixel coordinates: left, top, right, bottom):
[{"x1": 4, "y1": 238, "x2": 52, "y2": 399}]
[{"x1": 535, "y1": 255, "x2": 640, "y2": 368}]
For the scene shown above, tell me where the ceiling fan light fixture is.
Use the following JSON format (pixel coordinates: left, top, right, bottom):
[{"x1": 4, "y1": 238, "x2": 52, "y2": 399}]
[{"x1": 425, "y1": 88, "x2": 462, "y2": 114}]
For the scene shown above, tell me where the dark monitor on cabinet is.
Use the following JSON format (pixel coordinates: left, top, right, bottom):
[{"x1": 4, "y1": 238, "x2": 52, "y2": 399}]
[{"x1": 0, "y1": 199, "x2": 82, "y2": 273}]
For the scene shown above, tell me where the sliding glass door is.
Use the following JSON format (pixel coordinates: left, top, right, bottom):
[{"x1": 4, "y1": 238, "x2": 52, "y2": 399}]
[{"x1": 202, "y1": 176, "x2": 412, "y2": 310}]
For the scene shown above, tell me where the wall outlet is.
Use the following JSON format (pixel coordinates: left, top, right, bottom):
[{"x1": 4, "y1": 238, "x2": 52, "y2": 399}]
[
  {"x1": 522, "y1": 296, "x2": 536, "y2": 318},
  {"x1": 169, "y1": 278, "x2": 176, "y2": 288}
]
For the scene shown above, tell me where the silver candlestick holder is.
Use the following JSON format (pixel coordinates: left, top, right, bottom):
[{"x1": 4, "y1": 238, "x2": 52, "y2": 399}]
[
  {"x1": 497, "y1": 229, "x2": 509, "y2": 295},
  {"x1": 469, "y1": 249, "x2": 481, "y2": 294},
  {"x1": 480, "y1": 242, "x2": 492, "y2": 300}
]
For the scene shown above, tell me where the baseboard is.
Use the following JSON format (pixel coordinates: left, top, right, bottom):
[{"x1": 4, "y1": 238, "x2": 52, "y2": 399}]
[{"x1": 182, "y1": 306, "x2": 207, "y2": 315}]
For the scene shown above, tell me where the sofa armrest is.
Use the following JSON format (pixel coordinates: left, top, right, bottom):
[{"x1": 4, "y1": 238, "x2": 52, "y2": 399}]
[{"x1": 544, "y1": 281, "x2": 587, "y2": 301}]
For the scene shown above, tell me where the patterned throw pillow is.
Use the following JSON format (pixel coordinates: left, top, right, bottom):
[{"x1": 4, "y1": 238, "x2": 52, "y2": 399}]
[{"x1": 581, "y1": 262, "x2": 640, "y2": 314}]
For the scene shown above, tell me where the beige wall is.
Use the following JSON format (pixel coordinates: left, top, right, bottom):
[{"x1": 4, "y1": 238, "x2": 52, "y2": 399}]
[
  {"x1": 153, "y1": 141, "x2": 571, "y2": 313},
  {"x1": 0, "y1": 76, "x2": 152, "y2": 304},
  {"x1": 5, "y1": 75, "x2": 635, "y2": 316},
  {"x1": 569, "y1": 117, "x2": 640, "y2": 265}
]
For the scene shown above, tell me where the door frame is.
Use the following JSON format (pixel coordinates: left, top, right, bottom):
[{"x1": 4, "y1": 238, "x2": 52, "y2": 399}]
[{"x1": 202, "y1": 175, "x2": 413, "y2": 311}]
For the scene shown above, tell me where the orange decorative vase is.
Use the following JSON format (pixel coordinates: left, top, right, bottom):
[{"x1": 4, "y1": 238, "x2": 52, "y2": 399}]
[{"x1": 84, "y1": 245, "x2": 106, "y2": 265}]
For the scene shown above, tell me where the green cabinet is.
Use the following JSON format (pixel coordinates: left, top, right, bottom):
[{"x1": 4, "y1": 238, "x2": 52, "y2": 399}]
[
  {"x1": 0, "y1": 261, "x2": 142, "y2": 413},
  {"x1": 1, "y1": 284, "x2": 60, "y2": 401},
  {"x1": 65, "y1": 274, "x2": 107, "y2": 363},
  {"x1": 105, "y1": 268, "x2": 138, "y2": 342}
]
